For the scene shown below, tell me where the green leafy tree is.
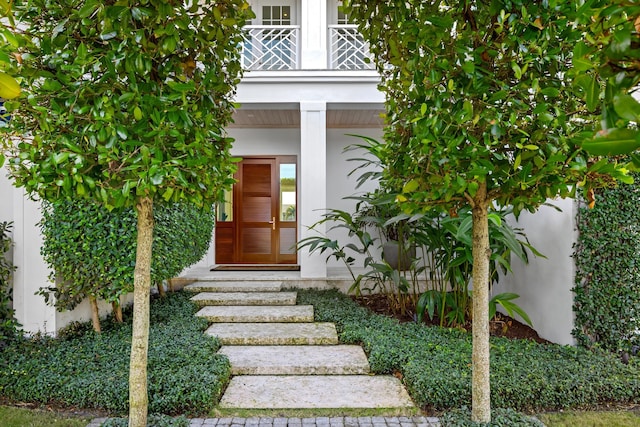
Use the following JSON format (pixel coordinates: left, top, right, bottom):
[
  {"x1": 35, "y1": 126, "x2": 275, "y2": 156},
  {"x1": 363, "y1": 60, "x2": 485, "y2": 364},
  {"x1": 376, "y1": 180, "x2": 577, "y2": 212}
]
[
  {"x1": 2, "y1": 0, "x2": 252, "y2": 425},
  {"x1": 0, "y1": 0, "x2": 22, "y2": 135},
  {"x1": 571, "y1": 1, "x2": 640, "y2": 158},
  {"x1": 343, "y1": 0, "x2": 628, "y2": 422}
]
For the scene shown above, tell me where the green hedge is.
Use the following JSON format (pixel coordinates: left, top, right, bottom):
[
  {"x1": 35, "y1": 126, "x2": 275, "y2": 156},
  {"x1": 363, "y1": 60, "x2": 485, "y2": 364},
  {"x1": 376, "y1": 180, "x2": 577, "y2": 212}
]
[
  {"x1": 0, "y1": 292, "x2": 230, "y2": 415},
  {"x1": 297, "y1": 289, "x2": 640, "y2": 412},
  {"x1": 573, "y1": 180, "x2": 640, "y2": 354},
  {"x1": 39, "y1": 200, "x2": 214, "y2": 309},
  {"x1": 0, "y1": 221, "x2": 19, "y2": 347}
]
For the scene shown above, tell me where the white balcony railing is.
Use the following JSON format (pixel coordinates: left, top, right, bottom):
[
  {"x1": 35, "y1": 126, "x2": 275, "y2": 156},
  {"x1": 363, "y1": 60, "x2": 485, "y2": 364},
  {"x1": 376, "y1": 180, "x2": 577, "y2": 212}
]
[
  {"x1": 242, "y1": 25, "x2": 300, "y2": 71},
  {"x1": 329, "y1": 25, "x2": 375, "y2": 70}
]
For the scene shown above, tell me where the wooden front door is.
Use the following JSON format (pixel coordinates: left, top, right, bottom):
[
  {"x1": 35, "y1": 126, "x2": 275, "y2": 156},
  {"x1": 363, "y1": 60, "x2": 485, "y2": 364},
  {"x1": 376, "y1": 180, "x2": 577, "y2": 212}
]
[{"x1": 215, "y1": 156, "x2": 297, "y2": 264}]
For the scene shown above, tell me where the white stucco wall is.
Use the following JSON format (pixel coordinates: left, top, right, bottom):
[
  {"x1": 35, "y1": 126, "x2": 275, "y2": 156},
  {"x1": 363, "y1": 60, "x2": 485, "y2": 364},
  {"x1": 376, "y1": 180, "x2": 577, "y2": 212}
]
[
  {"x1": 493, "y1": 198, "x2": 578, "y2": 345},
  {"x1": 326, "y1": 129, "x2": 383, "y2": 268}
]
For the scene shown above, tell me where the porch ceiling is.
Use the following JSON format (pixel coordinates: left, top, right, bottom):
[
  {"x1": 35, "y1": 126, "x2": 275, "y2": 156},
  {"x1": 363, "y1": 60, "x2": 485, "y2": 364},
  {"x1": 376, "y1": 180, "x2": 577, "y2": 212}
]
[{"x1": 229, "y1": 108, "x2": 385, "y2": 129}]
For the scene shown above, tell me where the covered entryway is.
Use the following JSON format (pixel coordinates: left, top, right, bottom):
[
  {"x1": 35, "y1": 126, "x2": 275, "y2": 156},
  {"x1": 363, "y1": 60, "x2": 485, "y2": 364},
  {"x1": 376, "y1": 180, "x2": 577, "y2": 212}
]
[{"x1": 215, "y1": 156, "x2": 298, "y2": 265}]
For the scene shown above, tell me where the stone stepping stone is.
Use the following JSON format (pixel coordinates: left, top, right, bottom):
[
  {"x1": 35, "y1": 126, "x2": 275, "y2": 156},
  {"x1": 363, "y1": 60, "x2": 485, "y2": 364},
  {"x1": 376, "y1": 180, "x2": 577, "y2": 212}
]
[
  {"x1": 218, "y1": 345, "x2": 370, "y2": 375},
  {"x1": 196, "y1": 305, "x2": 314, "y2": 323},
  {"x1": 184, "y1": 281, "x2": 282, "y2": 293},
  {"x1": 191, "y1": 292, "x2": 297, "y2": 306},
  {"x1": 218, "y1": 375, "x2": 416, "y2": 409},
  {"x1": 205, "y1": 322, "x2": 338, "y2": 345}
]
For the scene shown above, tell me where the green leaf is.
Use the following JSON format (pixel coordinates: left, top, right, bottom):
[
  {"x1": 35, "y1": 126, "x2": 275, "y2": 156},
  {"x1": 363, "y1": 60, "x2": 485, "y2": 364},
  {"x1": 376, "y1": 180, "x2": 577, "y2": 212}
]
[
  {"x1": 77, "y1": 1, "x2": 99, "y2": 19},
  {"x1": 402, "y1": 179, "x2": 419, "y2": 193},
  {"x1": 582, "y1": 129, "x2": 640, "y2": 156},
  {"x1": 99, "y1": 31, "x2": 117, "y2": 41},
  {"x1": 613, "y1": 94, "x2": 640, "y2": 122}
]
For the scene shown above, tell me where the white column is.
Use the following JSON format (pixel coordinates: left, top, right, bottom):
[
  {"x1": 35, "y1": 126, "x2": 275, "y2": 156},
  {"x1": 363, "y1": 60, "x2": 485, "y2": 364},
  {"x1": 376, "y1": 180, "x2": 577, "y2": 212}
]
[
  {"x1": 299, "y1": 101, "x2": 327, "y2": 278},
  {"x1": 300, "y1": 0, "x2": 328, "y2": 69}
]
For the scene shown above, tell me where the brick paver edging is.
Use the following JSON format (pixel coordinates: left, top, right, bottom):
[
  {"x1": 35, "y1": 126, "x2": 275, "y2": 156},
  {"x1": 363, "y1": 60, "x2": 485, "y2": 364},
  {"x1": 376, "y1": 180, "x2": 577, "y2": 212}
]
[{"x1": 87, "y1": 415, "x2": 441, "y2": 427}]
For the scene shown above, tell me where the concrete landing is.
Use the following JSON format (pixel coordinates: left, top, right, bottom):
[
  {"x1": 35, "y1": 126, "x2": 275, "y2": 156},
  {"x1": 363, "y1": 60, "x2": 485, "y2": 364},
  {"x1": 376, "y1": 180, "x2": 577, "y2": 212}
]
[
  {"x1": 219, "y1": 375, "x2": 416, "y2": 409},
  {"x1": 196, "y1": 305, "x2": 314, "y2": 323},
  {"x1": 191, "y1": 292, "x2": 297, "y2": 306},
  {"x1": 184, "y1": 281, "x2": 282, "y2": 293},
  {"x1": 218, "y1": 345, "x2": 370, "y2": 375},
  {"x1": 205, "y1": 322, "x2": 339, "y2": 345}
]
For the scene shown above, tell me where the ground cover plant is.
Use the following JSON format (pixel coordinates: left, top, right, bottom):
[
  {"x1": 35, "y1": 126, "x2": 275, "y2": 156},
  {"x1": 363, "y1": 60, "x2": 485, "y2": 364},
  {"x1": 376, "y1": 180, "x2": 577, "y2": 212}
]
[
  {"x1": 0, "y1": 291, "x2": 230, "y2": 416},
  {"x1": 297, "y1": 289, "x2": 640, "y2": 413}
]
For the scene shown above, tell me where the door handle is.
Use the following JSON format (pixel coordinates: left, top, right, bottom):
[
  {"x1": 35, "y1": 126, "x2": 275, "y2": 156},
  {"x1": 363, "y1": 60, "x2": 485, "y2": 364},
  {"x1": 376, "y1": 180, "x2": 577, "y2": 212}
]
[{"x1": 268, "y1": 217, "x2": 276, "y2": 230}]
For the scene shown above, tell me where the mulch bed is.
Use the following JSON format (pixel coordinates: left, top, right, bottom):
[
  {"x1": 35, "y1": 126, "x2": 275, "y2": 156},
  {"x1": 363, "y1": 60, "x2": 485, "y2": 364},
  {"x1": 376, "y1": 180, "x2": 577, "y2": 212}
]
[{"x1": 352, "y1": 293, "x2": 550, "y2": 344}]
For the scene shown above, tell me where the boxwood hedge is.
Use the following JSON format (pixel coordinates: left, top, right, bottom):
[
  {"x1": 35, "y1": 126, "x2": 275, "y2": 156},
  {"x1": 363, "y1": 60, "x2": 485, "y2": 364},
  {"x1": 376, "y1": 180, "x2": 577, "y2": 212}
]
[
  {"x1": 0, "y1": 292, "x2": 230, "y2": 415},
  {"x1": 39, "y1": 200, "x2": 214, "y2": 311},
  {"x1": 297, "y1": 289, "x2": 640, "y2": 413}
]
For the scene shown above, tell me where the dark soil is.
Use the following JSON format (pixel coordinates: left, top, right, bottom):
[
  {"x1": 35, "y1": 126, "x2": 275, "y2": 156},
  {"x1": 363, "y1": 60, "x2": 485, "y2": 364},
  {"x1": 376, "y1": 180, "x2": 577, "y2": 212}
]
[{"x1": 353, "y1": 293, "x2": 550, "y2": 344}]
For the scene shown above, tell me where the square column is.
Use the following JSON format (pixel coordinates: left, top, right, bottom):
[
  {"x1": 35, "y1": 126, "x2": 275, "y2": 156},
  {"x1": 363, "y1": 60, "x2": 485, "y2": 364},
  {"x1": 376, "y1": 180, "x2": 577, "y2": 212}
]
[
  {"x1": 299, "y1": 101, "x2": 327, "y2": 278},
  {"x1": 300, "y1": 0, "x2": 328, "y2": 69}
]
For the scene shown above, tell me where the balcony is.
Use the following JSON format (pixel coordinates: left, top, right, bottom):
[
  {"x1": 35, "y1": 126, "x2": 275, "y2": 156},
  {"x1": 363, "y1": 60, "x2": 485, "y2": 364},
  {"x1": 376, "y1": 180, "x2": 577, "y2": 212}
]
[
  {"x1": 242, "y1": 25, "x2": 301, "y2": 71},
  {"x1": 328, "y1": 25, "x2": 375, "y2": 70},
  {"x1": 240, "y1": 25, "x2": 374, "y2": 71}
]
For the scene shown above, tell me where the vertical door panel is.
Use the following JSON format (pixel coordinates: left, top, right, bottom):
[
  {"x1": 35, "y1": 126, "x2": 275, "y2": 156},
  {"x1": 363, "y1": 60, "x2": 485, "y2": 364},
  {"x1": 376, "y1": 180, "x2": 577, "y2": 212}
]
[{"x1": 238, "y1": 159, "x2": 277, "y2": 263}]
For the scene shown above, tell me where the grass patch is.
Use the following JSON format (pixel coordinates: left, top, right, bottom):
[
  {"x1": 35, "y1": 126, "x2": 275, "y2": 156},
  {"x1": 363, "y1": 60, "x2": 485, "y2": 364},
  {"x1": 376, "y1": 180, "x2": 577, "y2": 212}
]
[
  {"x1": 538, "y1": 410, "x2": 640, "y2": 427},
  {"x1": 0, "y1": 292, "x2": 231, "y2": 416},
  {"x1": 210, "y1": 407, "x2": 421, "y2": 418},
  {"x1": 297, "y1": 289, "x2": 640, "y2": 413},
  {"x1": 0, "y1": 405, "x2": 89, "y2": 427}
]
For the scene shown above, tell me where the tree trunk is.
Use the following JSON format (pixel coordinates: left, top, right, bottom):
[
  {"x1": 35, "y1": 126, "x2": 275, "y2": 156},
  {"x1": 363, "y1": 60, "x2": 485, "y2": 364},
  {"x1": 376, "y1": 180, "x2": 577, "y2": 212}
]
[
  {"x1": 471, "y1": 183, "x2": 491, "y2": 423},
  {"x1": 112, "y1": 300, "x2": 123, "y2": 323},
  {"x1": 128, "y1": 197, "x2": 154, "y2": 427},
  {"x1": 157, "y1": 281, "x2": 166, "y2": 297},
  {"x1": 89, "y1": 296, "x2": 101, "y2": 333}
]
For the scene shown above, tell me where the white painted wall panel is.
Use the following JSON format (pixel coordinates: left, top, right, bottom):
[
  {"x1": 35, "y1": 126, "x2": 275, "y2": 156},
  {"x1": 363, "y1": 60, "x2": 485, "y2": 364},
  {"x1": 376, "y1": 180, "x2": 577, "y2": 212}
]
[{"x1": 494, "y1": 198, "x2": 577, "y2": 345}]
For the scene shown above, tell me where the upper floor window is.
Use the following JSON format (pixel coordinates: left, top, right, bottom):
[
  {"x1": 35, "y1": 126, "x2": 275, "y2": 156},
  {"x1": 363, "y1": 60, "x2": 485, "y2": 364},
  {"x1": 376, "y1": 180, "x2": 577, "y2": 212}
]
[
  {"x1": 262, "y1": 5, "x2": 291, "y2": 25},
  {"x1": 336, "y1": 1, "x2": 352, "y2": 25}
]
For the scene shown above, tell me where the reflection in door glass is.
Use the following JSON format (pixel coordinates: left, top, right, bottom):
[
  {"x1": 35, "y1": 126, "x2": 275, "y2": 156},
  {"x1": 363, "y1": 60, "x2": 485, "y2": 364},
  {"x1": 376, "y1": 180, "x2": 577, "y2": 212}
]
[
  {"x1": 216, "y1": 189, "x2": 233, "y2": 222},
  {"x1": 280, "y1": 163, "x2": 296, "y2": 221}
]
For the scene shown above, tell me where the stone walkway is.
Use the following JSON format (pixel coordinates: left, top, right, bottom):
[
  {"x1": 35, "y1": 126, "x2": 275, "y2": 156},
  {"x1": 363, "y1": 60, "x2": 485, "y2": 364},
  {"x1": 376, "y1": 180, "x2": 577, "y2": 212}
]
[{"x1": 88, "y1": 278, "x2": 441, "y2": 426}]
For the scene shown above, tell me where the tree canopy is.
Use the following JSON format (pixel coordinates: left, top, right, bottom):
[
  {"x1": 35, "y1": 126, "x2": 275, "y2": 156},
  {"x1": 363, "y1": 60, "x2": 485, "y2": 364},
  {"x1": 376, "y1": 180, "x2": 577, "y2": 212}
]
[
  {"x1": 571, "y1": 1, "x2": 640, "y2": 158},
  {"x1": 5, "y1": 0, "x2": 250, "y2": 208},
  {"x1": 2, "y1": 1, "x2": 253, "y2": 425},
  {"x1": 343, "y1": 0, "x2": 628, "y2": 422}
]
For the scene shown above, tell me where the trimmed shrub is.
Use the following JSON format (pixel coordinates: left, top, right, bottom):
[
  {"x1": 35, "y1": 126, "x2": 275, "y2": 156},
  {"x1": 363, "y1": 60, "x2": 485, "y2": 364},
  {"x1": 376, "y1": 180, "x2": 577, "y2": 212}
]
[
  {"x1": 39, "y1": 200, "x2": 214, "y2": 310},
  {"x1": 0, "y1": 292, "x2": 230, "y2": 415},
  {"x1": 0, "y1": 221, "x2": 20, "y2": 346},
  {"x1": 573, "y1": 179, "x2": 640, "y2": 354},
  {"x1": 297, "y1": 289, "x2": 640, "y2": 413}
]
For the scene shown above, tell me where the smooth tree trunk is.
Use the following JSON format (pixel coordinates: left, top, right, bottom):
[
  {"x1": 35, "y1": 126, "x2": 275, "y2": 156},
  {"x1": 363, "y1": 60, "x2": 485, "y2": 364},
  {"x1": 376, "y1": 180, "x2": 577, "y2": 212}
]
[
  {"x1": 129, "y1": 197, "x2": 154, "y2": 427},
  {"x1": 89, "y1": 296, "x2": 101, "y2": 333},
  {"x1": 471, "y1": 183, "x2": 491, "y2": 423}
]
